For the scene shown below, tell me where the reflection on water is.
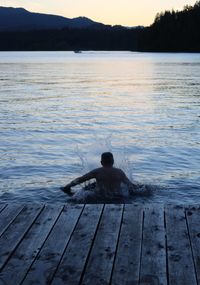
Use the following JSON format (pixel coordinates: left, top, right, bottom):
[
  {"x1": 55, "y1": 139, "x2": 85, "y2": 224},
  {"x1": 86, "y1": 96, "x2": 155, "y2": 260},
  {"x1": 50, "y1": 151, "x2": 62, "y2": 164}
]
[{"x1": 0, "y1": 51, "x2": 200, "y2": 204}]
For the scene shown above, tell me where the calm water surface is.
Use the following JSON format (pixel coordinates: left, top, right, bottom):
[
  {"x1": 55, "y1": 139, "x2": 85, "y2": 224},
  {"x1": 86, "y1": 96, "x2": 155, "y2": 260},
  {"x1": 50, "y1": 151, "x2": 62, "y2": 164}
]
[{"x1": 0, "y1": 51, "x2": 200, "y2": 203}]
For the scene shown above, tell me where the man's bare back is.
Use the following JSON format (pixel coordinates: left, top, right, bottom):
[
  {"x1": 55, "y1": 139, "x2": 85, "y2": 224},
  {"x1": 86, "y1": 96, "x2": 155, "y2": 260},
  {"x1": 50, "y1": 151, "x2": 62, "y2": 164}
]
[{"x1": 61, "y1": 152, "x2": 136, "y2": 197}]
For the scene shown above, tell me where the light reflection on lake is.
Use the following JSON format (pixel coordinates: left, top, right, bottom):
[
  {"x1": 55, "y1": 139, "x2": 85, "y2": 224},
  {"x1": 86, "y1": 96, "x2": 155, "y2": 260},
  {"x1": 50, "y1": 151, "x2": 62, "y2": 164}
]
[{"x1": 0, "y1": 51, "x2": 200, "y2": 203}]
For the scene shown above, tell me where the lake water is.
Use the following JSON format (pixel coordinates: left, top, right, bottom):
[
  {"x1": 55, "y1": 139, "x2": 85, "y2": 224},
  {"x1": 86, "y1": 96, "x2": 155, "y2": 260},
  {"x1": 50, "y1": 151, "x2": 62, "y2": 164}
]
[{"x1": 0, "y1": 51, "x2": 200, "y2": 204}]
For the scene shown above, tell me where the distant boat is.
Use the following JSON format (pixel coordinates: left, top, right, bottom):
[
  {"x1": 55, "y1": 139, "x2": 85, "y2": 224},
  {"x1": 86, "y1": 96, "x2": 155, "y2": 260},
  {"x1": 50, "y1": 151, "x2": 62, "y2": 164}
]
[{"x1": 74, "y1": 50, "x2": 82, "y2": 54}]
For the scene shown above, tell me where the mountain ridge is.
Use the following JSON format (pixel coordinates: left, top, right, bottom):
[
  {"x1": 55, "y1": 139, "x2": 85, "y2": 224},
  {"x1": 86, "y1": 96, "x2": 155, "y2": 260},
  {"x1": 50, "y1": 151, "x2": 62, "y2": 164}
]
[{"x1": 0, "y1": 6, "x2": 107, "y2": 31}]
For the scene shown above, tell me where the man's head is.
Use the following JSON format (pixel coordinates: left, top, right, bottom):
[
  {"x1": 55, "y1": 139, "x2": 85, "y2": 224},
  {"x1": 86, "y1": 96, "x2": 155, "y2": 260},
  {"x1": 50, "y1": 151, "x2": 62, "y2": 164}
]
[{"x1": 101, "y1": 152, "x2": 114, "y2": 167}]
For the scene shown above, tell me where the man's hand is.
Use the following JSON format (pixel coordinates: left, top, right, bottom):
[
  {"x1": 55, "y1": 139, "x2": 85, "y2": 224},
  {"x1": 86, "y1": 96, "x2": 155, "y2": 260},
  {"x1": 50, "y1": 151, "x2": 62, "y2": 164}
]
[
  {"x1": 128, "y1": 183, "x2": 138, "y2": 194},
  {"x1": 60, "y1": 185, "x2": 74, "y2": 196}
]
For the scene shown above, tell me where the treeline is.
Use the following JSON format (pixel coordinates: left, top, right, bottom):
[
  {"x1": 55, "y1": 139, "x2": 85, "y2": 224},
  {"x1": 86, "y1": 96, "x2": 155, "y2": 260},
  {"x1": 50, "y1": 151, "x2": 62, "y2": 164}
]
[
  {"x1": 1, "y1": 2, "x2": 200, "y2": 52},
  {"x1": 138, "y1": 1, "x2": 200, "y2": 51},
  {"x1": 0, "y1": 26, "x2": 139, "y2": 51}
]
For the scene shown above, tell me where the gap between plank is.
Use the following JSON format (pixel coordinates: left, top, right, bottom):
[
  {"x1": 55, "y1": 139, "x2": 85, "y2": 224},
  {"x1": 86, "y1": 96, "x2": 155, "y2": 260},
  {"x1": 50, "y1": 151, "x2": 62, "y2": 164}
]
[
  {"x1": 78, "y1": 204, "x2": 106, "y2": 285},
  {"x1": 0, "y1": 204, "x2": 45, "y2": 273},
  {"x1": 138, "y1": 208, "x2": 144, "y2": 285},
  {"x1": 19, "y1": 204, "x2": 65, "y2": 285},
  {"x1": 164, "y1": 209, "x2": 169, "y2": 285},
  {"x1": 109, "y1": 204, "x2": 125, "y2": 285},
  {"x1": 185, "y1": 208, "x2": 199, "y2": 285},
  {"x1": 48, "y1": 204, "x2": 86, "y2": 285}
]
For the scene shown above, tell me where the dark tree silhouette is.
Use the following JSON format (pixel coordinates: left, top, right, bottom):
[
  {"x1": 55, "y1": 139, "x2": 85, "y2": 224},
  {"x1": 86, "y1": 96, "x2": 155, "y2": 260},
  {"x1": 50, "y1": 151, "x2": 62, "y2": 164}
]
[
  {"x1": 138, "y1": 1, "x2": 200, "y2": 51},
  {"x1": 0, "y1": 26, "x2": 139, "y2": 51},
  {"x1": 0, "y1": 2, "x2": 200, "y2": 51}
]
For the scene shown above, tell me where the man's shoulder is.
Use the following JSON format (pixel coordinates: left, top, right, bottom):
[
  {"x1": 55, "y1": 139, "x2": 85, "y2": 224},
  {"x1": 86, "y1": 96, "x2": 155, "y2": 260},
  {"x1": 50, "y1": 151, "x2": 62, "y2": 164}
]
[
  {"x1": 88, "y1": 167, "x2": 102, "y2": 174},
  {"x1": 113, "y1": 167, "x2": 124, "y2": 172},
  {"x1": 112, "y1": 167, "x2": 125, "y2": 175}
]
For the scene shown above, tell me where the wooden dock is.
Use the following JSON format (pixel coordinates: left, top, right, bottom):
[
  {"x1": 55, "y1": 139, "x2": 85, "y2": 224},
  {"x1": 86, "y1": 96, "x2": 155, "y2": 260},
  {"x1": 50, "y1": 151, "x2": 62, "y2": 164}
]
[{"x1": 0, "y1": 203, "x2": 199, "y2": 285}]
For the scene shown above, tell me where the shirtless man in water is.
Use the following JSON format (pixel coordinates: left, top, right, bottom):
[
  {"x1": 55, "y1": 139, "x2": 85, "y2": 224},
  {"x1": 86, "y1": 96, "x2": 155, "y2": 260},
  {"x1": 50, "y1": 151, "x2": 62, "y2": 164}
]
[{"x1": 61, "y1": 152, "x2": 136, "y2": 196}]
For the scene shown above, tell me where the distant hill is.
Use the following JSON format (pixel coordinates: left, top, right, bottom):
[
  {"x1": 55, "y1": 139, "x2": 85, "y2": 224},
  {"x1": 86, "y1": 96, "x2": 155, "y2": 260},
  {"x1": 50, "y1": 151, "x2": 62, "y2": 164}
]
[
  {"x1": 1, "y1": 2, "x2": 200, "y2": 52},
  {"x1": 0, "y1": 6, "x2": 140, "y2": 51},
  {"x1": 0, "y1": 7, "x2": 106, "y2": 31}
]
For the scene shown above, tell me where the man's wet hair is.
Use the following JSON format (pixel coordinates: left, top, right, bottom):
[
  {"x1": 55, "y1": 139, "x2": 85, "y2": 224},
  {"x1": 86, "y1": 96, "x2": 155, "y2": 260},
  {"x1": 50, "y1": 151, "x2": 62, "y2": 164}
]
[{"x1": 101, "y1": 152, "x2": 114, "y2": 166}]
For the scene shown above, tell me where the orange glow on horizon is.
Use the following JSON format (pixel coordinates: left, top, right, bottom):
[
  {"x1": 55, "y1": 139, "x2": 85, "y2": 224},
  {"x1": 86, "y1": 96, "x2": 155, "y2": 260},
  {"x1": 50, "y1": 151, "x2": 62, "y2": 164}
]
[{"x1": 2, "y1": 0, "x2": 197, "y2": 26}]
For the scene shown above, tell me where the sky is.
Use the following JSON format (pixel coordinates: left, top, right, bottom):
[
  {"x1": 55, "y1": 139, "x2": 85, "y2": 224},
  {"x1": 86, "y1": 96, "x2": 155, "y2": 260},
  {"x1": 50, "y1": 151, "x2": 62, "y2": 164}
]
[{"x1": 1, "y1": 0, "x2": 197, "y2": 26}]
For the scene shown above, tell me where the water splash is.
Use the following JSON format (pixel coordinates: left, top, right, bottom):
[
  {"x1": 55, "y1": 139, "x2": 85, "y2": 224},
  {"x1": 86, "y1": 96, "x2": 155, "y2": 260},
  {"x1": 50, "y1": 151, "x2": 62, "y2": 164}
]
[
  {"x1": 67, "y1": 183, "x2": 155, "y2": 204},
  {"x1": 75, "y1": 135, "x2": 134, "y2": 179},
  {"x1": 68, "y1": 136, "x2": 156, "y2": 203}
]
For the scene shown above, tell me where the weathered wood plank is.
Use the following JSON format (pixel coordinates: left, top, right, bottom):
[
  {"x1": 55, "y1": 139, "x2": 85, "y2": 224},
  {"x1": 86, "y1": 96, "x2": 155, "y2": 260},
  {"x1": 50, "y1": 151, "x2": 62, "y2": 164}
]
[
  {"x1": 0, "y1": 204, "x2": 24, "y2": 237},
  {"x1": 80, "y1": 204, "x2": 123, "y2": 285},
  {"x1": 111, "y1": 204, "x2": 143, "y2": 285},
  {"x1": 140, "y1": 205, "x2": 167, "y2": 285},
  {"x1": 0, "y1": 205, "x2": 63, "y2": 285},
  {"x1": 0, "y1": 203, "x2": 199, "y2": 285},
  {"x1": 0, "y1": 204, "x2": 43, "y2": 271},
  {"x1": 51, "y1": 204, "x2": 104, "y2": 285},
  {"x1": 186, "y1": 206, "x2": 200, "y2": 284},
  {"x1": 165, "y1": 205, "x2": 197, "y2": 285},
  {"x1": 22, "y1": 204, "x2": 84, "y2": 285}
]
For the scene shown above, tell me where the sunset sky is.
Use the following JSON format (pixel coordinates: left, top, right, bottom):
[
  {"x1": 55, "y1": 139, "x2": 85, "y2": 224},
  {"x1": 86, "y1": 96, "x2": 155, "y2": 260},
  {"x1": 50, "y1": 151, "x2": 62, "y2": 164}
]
[{"x1": 2, "y1": 0, "x2": 197, "y2": 26}]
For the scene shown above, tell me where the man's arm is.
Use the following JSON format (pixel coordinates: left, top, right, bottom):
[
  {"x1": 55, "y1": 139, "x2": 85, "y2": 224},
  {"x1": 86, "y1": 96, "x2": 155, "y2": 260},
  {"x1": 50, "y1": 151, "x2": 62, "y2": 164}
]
[
  {"x1": 120, "y1": 170, "x2": 137, "y2": 192},
  {"x1": 67, "y1": 170, "x2": 96, "y2": 187},
  {"x1": 61, "y1": 169, "x2": 97, "y2": 195}
]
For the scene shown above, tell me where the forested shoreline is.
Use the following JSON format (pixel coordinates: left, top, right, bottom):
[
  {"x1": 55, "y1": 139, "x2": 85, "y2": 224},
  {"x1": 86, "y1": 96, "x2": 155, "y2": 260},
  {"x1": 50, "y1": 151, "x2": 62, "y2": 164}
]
[
  {"x1": 0, "y1": 27, "x2": 139, "y2": 51},
  {"x1": 0, "y1": 1, "x2": 200, "y2": 52},
  {"x1": 138, "y1": 1, "x2": 200, "y2": 51}
]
